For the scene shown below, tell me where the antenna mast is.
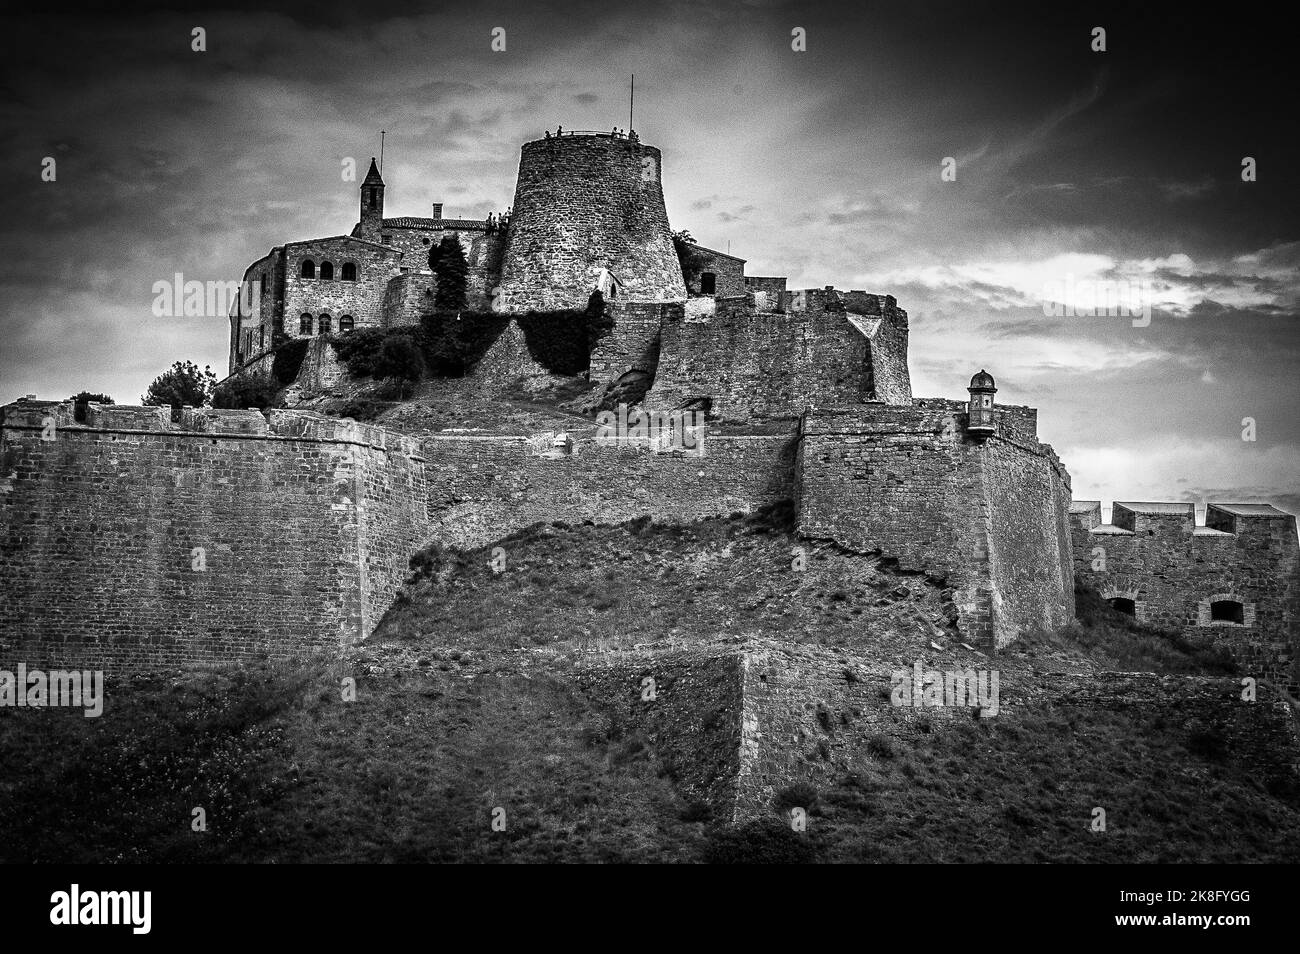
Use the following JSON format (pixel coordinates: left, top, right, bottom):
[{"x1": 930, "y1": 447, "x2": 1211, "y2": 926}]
[
  {"x1": 629, "y1": 75, "x2": 634, "y2": 132},
  {"x1": 379, "y1": 130, "x2": 386, "y2": 172}
]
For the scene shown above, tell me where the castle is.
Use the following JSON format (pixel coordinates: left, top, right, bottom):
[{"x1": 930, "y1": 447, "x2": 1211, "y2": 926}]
[
  {"x1": 2, "y1": 130, "x2": 1296, "y2": 697},
  {"x1": 227, "y1": 131, "x2": 786, "y2": 373}
]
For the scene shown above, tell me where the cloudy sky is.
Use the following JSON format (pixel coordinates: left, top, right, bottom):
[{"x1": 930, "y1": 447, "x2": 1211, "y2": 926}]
[{"x1": 2, "y1": 0, "x2": 1296, "y2": 516}]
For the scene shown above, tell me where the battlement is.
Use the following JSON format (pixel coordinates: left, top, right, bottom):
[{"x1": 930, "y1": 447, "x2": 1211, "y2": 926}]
[
  {"x1": 1069, "y1": 498, "x2": 1299, "y2": 691},
  {"x1": 1070, "y1": 500, "x2": 1296, "y2": 537}
]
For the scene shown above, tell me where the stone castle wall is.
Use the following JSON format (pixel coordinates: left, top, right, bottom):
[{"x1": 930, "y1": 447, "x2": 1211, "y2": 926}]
[
  {"x1": 497, "y1": 134, "x2": 686, "y2": 312},
  {"x1": 587, "y1": 291, "x2": 910, "y2": 422},
  {"x1": 797, "y1": 402, "x2": 1074, "y2": 648},
  {"x1": 743, "y1": 276, "x2": 787, "y2": 312},
  {"x1": 644, "y1": 303, "x2": 881, "y2": 422},
  {"x1": 381, "y1": 228, "x2": 506, "y2": 313},
  {"x1": 1071, "y1": 501, "x2": 1300, "y2": 692},
  {"x1": 0, "y1": 401, "x2": 428, "y2": 673},
  {"x1": 0, "y1": 399, "x2": 795, "y2": 671},
  {"x1": 420, "y1": 430, "x2": 798, "y2": 550},
  {"x1": 381, "y1": 270, "x2": 437, "y2": 327}
]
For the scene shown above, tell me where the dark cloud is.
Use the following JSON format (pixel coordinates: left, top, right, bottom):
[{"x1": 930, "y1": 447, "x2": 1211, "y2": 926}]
[{"x1": 0, "y1": 0, "x2": 1294, "y2": 514}]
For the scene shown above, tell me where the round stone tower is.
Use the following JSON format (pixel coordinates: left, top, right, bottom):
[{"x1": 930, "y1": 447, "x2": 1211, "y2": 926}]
[{"x1": 496, "y1": 132, "x2": 687, "y2": 312}]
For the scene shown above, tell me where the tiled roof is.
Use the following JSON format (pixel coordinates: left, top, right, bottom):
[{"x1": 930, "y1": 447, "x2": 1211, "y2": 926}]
[
  {"x1": 685, "y1": 241, "x2": 746, "y2": 263},
  {"x1": 382, "y1": 217, "x2": 489, "y2": 231}
]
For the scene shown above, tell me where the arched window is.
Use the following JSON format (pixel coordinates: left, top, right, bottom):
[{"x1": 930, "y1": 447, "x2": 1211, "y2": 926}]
[
  {"x1": 301, "y1": 259, "x2": 315, "y2": 279},
  {"x1": 299, "y1": 314, "x2": 313, "y2": 335},
  {"x1": 700, "y1": 272, "x2": 717, "y2": 295},
  {"x1": 339, "y1": 315, "x2": 354, "y2": 334},
  {"x1": 1210, "y1": 600, "x2": 1245, "y2": 624},
  {"x1": 319, "y1": 261, "x2": 334, "y2": 281},
  {"x1": 341, "y1": 262, "x2": 357, "y2": 281},
  {"x1": 1107, "y1": 597, "x2": 1136, "y2": 617},
  {"x1": 317, "y1": 313, "x2": 332, "y2": 335}
]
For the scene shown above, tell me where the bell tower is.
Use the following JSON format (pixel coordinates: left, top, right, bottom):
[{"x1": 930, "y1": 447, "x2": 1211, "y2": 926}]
[{"x1": 359, "y1": 157, "x2": 385, "y2": 243}]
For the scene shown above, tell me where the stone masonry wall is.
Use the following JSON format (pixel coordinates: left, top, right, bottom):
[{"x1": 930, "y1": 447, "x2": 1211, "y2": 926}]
[
  {"x1": 381, "y1": 227, "x2": 506, "y2": 313},
  {"x1": 743, "y1": 276, "x2": 787, "y2": 313},
  {"x1": 686, "y1": 244, "x2": 746, "y2": 297},
  {"x1": 1071, "y1": 501, "x2": 1300, "y2": 692},
  {"x1": 588, "y1": 301, "x2": 676, "y2": 387},
  {"x1": 0, "y1": 400, "x2": 428, "y2": 673},
  {"x1": 421, "y1": 430, "x2": 798, "y2": 550},
  {"x1": 797, "y1": 402, "x2": 1073, "y2": 648},
  {"x1": 840, "y1": 291, "x2": 911, "y2": 405},
  {"x1": 644, "y1": 300, "x2": 889, "y2": 422},
  {"x1": 282, "y1": 236, "x2": 403, "y2": 335},
  {"x1": 985, "y1": 431, "x2": 1076, "y2": 639},
  {"x1": 497, "y1": 134, "x2": 686, "y2": 311},
  {"x1": 0, "y1": 399, "x2": 796, "y2": 672},
  {"x1": 382, "y1": 270, "x2": 437, "y2": 327}
]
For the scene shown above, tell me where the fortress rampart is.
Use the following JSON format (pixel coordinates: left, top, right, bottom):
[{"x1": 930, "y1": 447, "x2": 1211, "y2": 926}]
[
  {"x1": 798, "y1": 403, "x2": 1074, "y2": 648},
  {"x1": 1071, "y1": 501, "x2": 1300, "y2": 691},
  {"x1": 1, "y1": 385, "x2": 1076, "y2": 671},
  {"x1": 590, "y1": 289, "x2": 912, "y2": 421},
  {"x1": 0, "y1": 401, "x2": 429, "y2": 671}
]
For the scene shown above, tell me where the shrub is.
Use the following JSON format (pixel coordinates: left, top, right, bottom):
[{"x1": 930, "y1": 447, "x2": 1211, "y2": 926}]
[
  {"x1": 418, "y1": 311, "x2": 510, "y2": 376},
  {"x1": 330, "y1": 327, "x2": 388, "y2": 378},
  {"x1": 69, "y1": 391, "x2": 114, "y2": 422},
  {"x1": 270, "y1": 338, "x2": 310, "y2": 385},
  {"x1": 679, "y1": 800, "x2": 712, "y2": 823},
  {"x1": 68, "y1": 391, "x2": 114, "y2": 405},
  {"x1": 773, "y1": 782, "x2": 819, "y2": 812},
  {"x1": 373, "y1": 335, "x2": 425, "y2": 397},
  {"x1": 866, "y1": 734, "x2": 896, "y2": 759},
  {"x1": 1187, "y1": 726, "x2": 1229, "y2": 762},
  {"x1": 141, "y1": 360, "x2": 216, "y2": 409},
  {"x1": 433, "y1": 234, "x2": 468, "y2": 313},
  {"x1": 213, "y1": 371, "x2": 281, "y2": 410},
  {"x1": 672, "y1": 229, "x2": 707, "y2": 291},
  {"x1": 334, "y1": 397, "x2": 385, "y2": 421}
]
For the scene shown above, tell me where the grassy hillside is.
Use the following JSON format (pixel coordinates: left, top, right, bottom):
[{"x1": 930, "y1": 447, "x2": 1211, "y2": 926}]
[
  {"x1": 380, "y1": 502, "x2": 962, "y2": 664},
  {"x1": 3, "y1": 508, "x2": 1296, "y2": 863}
]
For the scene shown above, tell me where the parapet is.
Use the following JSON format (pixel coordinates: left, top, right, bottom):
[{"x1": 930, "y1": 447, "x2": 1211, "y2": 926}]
[
  {"x1": 1206, "y1": 503, "x2": 1295, "y2": 535},
  {"x1": 0, "y1": 399, "x2": 77, "y2": 430},
  {"x1": 180, "y1": 406, "x2": 268, "y2": 435},
  {"x1": 1113, "y1": 502, "x2": 1194, "y2": 534},
  {"x1": 1, "y1": 399, "x2": 172, "y2": 432},
  {"x1": 1072, "y1": 500, "x2": 1296, "y2": 537},
  {"x1": 0, "y1": 400, "x2": 423, "y2": 459}
]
